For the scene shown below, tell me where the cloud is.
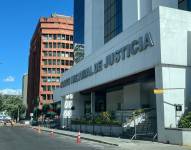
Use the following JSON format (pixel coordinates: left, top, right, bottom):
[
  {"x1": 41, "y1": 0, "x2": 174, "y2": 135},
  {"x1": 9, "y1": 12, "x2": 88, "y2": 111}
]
[
  {"x1": 3, "y1": 76, "x2": 15, "y2": 82},
  {"x1": 0, "y1": 89, "x2": 22, "y2": 95}
]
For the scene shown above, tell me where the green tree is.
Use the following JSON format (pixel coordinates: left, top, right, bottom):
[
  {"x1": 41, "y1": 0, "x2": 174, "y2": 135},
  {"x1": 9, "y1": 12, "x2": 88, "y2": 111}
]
[
  {"x1": 3, "y1": 96, "x2": 26, "y2": 120},
  {"x1": 0, "y1": 94, "x2": 3, "y2": 111}
]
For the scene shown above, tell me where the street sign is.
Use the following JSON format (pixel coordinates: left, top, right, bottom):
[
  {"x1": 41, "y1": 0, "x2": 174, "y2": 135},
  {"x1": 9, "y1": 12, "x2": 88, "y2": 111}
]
[
  {"x1": 154, "y1": 89, "x2": 164, "y2": 94},
  {"x1": 175, "y1": 104, "x2": 182, "y2": 111}
]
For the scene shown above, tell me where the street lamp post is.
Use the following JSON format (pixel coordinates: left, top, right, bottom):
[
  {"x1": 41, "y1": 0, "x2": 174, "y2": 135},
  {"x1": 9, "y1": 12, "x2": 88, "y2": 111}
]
[{"x1": 17, "y1": 106, "x2": 20, "y2": 123}]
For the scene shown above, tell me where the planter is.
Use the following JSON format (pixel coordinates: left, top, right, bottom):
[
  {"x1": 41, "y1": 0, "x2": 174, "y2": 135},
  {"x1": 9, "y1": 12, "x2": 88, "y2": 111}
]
[{"x1": 70, "y1": 124, "x2": 123, "y2": 137}]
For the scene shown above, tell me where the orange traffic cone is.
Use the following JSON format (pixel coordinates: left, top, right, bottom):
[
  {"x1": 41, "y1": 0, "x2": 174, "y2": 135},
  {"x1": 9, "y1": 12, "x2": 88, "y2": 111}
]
[
  {"x1": 50, "y1": 129, "x2": 54, "y2": 137},
  {"x1": 76, "y1": 131, "x2": 81, "y2": 144},
  {"x1": 38, "y1": 126, "x2": 41, "y2": 134}
]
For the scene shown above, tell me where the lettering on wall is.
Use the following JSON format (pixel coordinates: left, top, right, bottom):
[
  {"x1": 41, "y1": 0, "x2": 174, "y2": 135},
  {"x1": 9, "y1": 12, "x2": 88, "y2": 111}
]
[{"x1": 61, "y1": 32, "x2": 154, "y2": 88}]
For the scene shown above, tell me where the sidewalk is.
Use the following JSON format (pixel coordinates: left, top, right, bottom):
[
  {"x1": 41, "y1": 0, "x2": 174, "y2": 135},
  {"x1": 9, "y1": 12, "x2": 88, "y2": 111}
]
[{"x1": 32, "y1": 126, "x2": 191, "y2": 150}]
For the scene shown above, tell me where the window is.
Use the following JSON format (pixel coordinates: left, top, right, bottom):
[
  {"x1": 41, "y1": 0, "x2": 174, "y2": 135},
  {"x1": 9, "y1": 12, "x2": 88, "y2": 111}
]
[
  {"x1": 70, "y1": 44, "x2": 74, "y2": 49},
  {"x1": 70, "y1": 61, "x2": 74, "y2": 66},
  {"x1": 70, "y1": 52, "x2": 74, "y2": 58},
  {"x1": 53, "y1": 34, "x2": 57, "y2": 40},
  {"x1": 42, "y1": 86, "x2": 46, "y2": 91},
  {"x1": 57, "y1": 68, "x2": 60, "y2": 74},
  {"x1": 53, "y1": 51, "x2": 56, "y2": 57},
  {"x1": 66, "y1": 60, "x2": 69, "y2": 66},
  {"x1": 66, "y1": 43, "x2": 69, "y2": 49},
  {"x1": 48, "y1": 77, "x2": 51, "y2": 82},
  {"x1": 48, "y1": 68, "x2": 51, "y2": 74},
  {"x1": 66, "y1": 35, "x2": 69, "y2": 41},
  {"x1": 56, "y1": 77, "x2": 60, "y2": 82},
  {"x1": 42, "y1": 77, "x2": 47, "y2": 82},
  {"x1": 62, "y1": 43, "x2": 65, "y2": 48},
  {"x1": 62, "y1": 34, "x2": 65, "y2": 40},
  {"x1": 57, "y1": 51, "x2": 61, "y2": 57},
  {"x1": 104, "y1": 0, "x2": 122, "y2": 43},
  {"x1": 43, "y1": 51, "x2": 48, "y2": 57},
  {"x1": 48, "y1": 51, "x2": 52, "y2": 57},
  {"x1": 61, "y1": 60, "x2": 65, "y2": 65},
  {"x1": 178, "y1": 0, "x2": 191, "y2": 10},
  {"x1": 49, "y1": 43, "x2": 52, "y2": 48},
  {"x1": 49, "y1": 34, "x2": 53, "y2": 40},
  {"x1": 42, "y1": 34, "x2": 48, "y2": 40},
  {"x1": 70, "y1": 35, "x2": 73, "y2": 41},
  {"x1": 47, "y1": 86, "x2": 51, "y2": 91},
  {"x1": 53, "y1": 60, "x2": 56, "y2": 65},
  {"x1": 57, "y1": 60, "x2": 61, "y2": 65},
  {"x1": 52, "y1": 68, "x2": 56, "y2": 74},
  {"x1": 57, "y1": 34, "x2": 61, "y2": 40},
  {"x1": 43, "y1": 60, "x2": 47, "y2": 65},
  {"x1": 48, "y1": 60, "x2": 52, "y2": 65},
  {"x1": 47, "y1": 94, "x2": 51, "y2": 100},
  {"x1": 53, "y1": 43, "x2": 56, "y2": 48},
  {"x1": 61, "y1": 52, "x2": 65, "y2": 57},
  {"x1": 58, "y1": 43, "x2": 61, "y2": 48},
  {"x1": 52, "y1": 77, "x2": 56, "y2": 82},
  {"x1": 42, "y1": 68, "x2": 47, "y2": 74},
  {"x1": 42, "y1": 95, "x2": 46, "y2": 101},
  {"x1": 65, "y1": 52, "x2": 69, "y2": 57},
  {"x1": 52, "y1": 86, "x2": 56, "y2": 91},
  {"x1": 61, "y1": 68, "x2": 65, "y2": 74},
  {"x1": 44, "y1": 43, "x2": 48, "y2": 48}
]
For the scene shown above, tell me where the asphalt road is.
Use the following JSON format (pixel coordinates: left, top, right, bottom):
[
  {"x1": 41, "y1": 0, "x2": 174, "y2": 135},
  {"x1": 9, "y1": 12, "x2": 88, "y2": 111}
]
[{"x1": 0, "y1": 127, "x2": 119, "y2": 150}]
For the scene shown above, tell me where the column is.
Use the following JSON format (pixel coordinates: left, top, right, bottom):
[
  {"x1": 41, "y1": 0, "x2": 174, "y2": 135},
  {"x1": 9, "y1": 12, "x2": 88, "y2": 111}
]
[{"x1": 91, "y1": 92, "x2": 95, "y2": 114}]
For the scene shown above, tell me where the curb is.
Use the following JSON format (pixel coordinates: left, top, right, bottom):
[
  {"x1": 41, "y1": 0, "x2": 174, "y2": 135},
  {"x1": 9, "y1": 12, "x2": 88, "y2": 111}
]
[{"x1": 32, "y1": 126, "x2": 118, "y2": 146}]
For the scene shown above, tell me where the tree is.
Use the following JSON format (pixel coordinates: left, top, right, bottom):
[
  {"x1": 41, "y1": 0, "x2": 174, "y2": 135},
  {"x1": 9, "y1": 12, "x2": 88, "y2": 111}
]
[
  {"x1": 2, "y1": 96, "x2": 26, "y2": 120},
  {"x1": 0, "y1": 94, "x2": 3, "y2": 111}
]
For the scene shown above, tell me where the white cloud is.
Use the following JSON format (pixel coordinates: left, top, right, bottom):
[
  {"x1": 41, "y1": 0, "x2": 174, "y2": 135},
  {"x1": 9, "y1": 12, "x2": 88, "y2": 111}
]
[
  {"x1": 3, "y1": 76, "x2": 15, "y2": 82},
  {"x1": 0, "y1": 89, "x2": 22, "y2": 95}
]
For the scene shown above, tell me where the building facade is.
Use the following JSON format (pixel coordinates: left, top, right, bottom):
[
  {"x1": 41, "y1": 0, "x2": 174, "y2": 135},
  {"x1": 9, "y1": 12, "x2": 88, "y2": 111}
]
[
  {"x1": 54, "y1": 0, "x2": 191, "y2": 145},
  {"x1": 27, "y1": 14, "x2": 74, "y2": 115}
]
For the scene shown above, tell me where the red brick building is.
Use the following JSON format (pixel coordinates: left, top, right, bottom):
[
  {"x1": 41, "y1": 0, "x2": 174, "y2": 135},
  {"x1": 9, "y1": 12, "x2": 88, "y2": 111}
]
[{"x1": 27, "y1": 14, "x2": 74, "y2": 115}]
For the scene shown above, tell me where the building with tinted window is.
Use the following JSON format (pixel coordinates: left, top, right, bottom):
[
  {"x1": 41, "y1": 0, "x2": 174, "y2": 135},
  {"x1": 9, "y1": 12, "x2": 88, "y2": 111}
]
[
  {"x1": 27, "y1": 14, "x2": 74, "y2": 115},
  {"x1": 54, "y1": 0, "x2": 191, "y2": 145},
  {"x1": 73, "y1": 0, "x2": 85, "y2": 64}
]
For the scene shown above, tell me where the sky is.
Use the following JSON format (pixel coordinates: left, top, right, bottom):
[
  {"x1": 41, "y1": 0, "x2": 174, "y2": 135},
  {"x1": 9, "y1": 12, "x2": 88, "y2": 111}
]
[{"x1": 0, "y1": 0, "x2": 73, "y2": 95}]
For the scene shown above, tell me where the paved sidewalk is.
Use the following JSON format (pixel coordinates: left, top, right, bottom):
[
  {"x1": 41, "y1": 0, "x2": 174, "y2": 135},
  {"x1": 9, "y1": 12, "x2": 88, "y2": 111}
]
[{"x1": 32, "y1": 126, "x2": 191, "y2": 150}]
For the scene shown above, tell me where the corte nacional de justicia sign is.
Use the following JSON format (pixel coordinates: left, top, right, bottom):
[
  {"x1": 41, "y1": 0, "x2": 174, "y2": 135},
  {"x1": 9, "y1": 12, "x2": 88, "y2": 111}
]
[{"x1": 61, "y1": 32, "x2": 154, "y2": 88}]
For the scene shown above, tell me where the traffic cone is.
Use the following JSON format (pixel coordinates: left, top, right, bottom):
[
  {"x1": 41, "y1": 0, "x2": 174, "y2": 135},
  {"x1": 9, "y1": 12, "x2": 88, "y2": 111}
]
[
  {"x1": 38, "y1": 126, "x2": 41, "y2": 134},
  {"x1": 76, "y1": 131, "x2": 81, "y2": 144},
  {"x1": 50, "y1": 129, "x2": 54, "y2": 137}
]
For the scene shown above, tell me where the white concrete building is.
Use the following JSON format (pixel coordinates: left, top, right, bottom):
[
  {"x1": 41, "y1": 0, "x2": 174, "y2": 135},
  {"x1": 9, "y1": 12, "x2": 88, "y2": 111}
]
[{"x1": 54, "y1": 0, "x2": 191, "y2": 145}]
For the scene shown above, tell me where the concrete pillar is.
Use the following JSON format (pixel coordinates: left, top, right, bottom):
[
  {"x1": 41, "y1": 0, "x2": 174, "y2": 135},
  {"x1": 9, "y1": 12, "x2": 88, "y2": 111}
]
[
  {"x1": 84, "y1": 0, "x2": 93, "y2": 56},
  {"x1": 155, "y1": 66, "x2": 186, "y2": 142},
  {"x1": 84, "y1": 0, "x2": 104, "y2": 57},
  {"x1": 92, "y1": 0, "x2": 104, "y2": 52},
  {"x1": 91, "y1": 92, "x2": 95, "y2": 114},
  {"x1": 122, "y1": 0, "x2": 139, "y2": 30},
  {"x1": 138, "y1": 0, "x2": 152, "y2": 19}
]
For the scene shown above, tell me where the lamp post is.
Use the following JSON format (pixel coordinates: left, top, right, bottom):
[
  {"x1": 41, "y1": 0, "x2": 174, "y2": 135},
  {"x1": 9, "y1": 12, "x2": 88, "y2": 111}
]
[{"x1": 17, "y1": 106, "x2": 20, "y2": 123}]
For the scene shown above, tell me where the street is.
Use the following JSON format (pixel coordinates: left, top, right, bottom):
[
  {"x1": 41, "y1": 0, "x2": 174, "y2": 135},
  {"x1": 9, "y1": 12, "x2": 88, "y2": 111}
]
[
  {"x1": 0, "y1": 126, "x2": 191, "y2": 150},
  {"x1": 0, "y1": 127, "x2": 119, "y2": 150}
]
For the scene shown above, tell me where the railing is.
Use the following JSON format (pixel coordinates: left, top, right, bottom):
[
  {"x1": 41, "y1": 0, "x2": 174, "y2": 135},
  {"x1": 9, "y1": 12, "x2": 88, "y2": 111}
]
[{"x1": 127, "y1": 108, "x2": 157, "y2": 140}]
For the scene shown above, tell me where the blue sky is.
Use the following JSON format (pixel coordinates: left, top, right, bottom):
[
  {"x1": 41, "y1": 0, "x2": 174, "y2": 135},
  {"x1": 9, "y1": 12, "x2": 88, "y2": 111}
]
[{"x1": 0, "y1": 0, "x2": 73, "y2": 95}]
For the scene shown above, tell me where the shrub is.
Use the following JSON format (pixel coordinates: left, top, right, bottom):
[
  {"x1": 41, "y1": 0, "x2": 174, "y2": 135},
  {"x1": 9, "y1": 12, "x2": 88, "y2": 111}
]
[
  {"x1": 71, "y1": 111, "x2": 122, "y2": 126},
  {"x1": 178, "y1": 112, "x2": 191, "y2": 128}
]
